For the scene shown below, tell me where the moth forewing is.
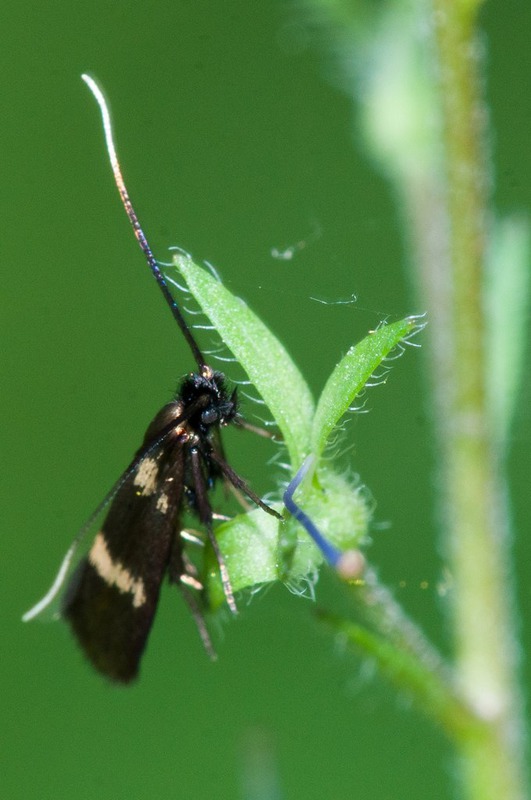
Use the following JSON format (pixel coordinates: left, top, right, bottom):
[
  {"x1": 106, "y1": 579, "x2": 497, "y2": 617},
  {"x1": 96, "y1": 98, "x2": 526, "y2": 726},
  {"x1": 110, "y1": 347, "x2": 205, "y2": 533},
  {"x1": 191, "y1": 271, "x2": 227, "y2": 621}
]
[
  {"x1": 64, "y1": 434, "x2": 186, "y2": 683},
  {"x1": 22, "y1": 403, "x2": 188, "y2": 626}
]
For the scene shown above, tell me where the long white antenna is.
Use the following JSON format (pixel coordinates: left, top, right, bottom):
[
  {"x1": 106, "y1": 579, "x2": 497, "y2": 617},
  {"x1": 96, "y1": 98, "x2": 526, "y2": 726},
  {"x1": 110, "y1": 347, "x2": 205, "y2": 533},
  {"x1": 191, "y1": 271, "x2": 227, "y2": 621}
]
[{"x1": 81, "y1": 74, "x2": 206, "y2": 369}]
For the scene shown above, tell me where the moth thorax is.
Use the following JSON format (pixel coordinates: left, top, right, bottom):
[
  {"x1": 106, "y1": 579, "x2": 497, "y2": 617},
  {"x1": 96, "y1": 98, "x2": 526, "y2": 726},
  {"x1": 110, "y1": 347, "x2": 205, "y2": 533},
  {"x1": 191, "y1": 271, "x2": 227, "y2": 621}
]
[{"x1": 180, "y1": 370, "x2": 237, "y2": 430}]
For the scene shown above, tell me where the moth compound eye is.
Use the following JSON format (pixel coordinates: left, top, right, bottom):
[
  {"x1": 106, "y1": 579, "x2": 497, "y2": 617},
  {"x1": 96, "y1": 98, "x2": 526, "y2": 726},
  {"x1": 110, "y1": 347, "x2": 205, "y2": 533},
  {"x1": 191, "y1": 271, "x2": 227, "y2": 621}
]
[{"x1": 201, "y1": 408, "x2": 219, "y2": 425}]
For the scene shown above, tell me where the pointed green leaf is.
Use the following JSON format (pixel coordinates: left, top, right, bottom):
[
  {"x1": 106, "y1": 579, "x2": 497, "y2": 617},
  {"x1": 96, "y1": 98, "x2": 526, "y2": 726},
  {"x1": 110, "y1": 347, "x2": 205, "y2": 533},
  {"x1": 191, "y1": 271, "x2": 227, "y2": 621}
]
[
  {"x1": 311, "y1": 316, "x2": 423, "y2": 457},
  {"x1": 174, "y1": 256, "x2": 314, "y2": 467}
]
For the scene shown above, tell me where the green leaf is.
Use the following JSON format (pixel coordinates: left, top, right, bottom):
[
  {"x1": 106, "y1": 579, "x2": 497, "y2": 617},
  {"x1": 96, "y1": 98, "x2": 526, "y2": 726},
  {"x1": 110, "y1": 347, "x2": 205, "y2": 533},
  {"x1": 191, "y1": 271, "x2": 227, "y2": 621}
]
[
  {"x1": 205, "y1": 506, "x2": 283, "y2": 610},
  {"x1": 174, "y1": 256, "x2": 314, "y2": 468},
  {"x1": 172, "y1": 258, "x2": 418, "y2": 605},
  {"x1": 311, "y1": 316, "x2": 423, "y2": 457},
  {"x1": 206, "y1": 470, "x2": 371, "y2": 608}
]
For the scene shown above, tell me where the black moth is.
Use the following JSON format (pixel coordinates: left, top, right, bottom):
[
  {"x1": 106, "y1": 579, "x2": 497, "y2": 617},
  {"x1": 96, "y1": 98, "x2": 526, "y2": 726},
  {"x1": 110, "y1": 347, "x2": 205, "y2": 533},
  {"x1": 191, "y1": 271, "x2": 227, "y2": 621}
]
[{"x1": 24, "y1": 75, "x2": 281, "y2": 683}]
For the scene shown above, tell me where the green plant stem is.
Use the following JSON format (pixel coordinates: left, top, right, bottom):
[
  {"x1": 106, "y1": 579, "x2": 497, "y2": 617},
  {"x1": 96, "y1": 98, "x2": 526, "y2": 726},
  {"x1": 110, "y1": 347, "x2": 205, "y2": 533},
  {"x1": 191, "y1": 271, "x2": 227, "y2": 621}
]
[
  {"x1": 321, "y1": 567, "x2": 483, "y2": 743},
  {"x1": 432, "y1": 2, "x2": 527, "y2": 797},
  {"x1": 300, "y1": 2, "x2": 527, "y2": 795}
]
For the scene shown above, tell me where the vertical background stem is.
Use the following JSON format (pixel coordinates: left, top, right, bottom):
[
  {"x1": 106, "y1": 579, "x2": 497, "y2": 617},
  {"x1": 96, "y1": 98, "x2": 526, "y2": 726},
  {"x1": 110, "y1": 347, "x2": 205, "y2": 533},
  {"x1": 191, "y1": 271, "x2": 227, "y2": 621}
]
[
  {"x1": 432, "y1": 1, "x2": 527, "y2": 797},
  {"x1": 302, "y1": 0, "x2": 529, "y2": 795}
]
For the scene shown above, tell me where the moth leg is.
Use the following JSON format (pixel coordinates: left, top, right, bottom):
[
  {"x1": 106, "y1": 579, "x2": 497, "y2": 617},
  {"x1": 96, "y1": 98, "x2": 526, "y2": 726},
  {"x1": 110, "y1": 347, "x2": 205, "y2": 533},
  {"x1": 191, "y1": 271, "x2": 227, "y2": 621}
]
[
  {"x1": 235, "y1": 418, "x2": 282, "y2": 442},
  {"x1": 179, "y1": 547, "x2": 203, "y2": 584},
  {"x1": 212, "y1": 512, "x2": 232, "y2": 522},
  {"x1": 190, "y1": 447, "x2": 237, "y2": 615},
  {"x1": 209, "y1": 450, "x2": 283, "y2": 520},
  {"x1": 178, "y1": 583, "x2": 217, "y2": 661},
  {"x1": 180, "y1": 527, "x2": 205, "y2": 546},
  {"x1": 224, "y1": 479, "x2": 253, "y2": 512},
  {"x1": 180, "y1": 573, "x2": 203, "y2": 591}
]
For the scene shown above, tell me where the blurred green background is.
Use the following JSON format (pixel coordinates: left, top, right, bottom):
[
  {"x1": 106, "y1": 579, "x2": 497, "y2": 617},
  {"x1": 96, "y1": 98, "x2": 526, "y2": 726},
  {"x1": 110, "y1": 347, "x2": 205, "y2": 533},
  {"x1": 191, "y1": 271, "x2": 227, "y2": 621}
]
[{"x1": 2, "y1": 2, "x2": 530, "y2": 798}]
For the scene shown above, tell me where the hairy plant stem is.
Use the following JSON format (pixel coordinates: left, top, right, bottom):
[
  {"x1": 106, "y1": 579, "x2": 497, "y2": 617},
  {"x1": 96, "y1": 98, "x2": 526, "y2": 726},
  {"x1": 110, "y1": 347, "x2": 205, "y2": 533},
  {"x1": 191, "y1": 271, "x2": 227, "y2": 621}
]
[
  {"x1": 431, "y1": 1, "x2": 527, "y2": 797},
  {"x1": 300, "y1": 1, "x2": 527, "y2": 794},
  {"x1": 321, "y1": 567, "x2": 484, "y2": 743}
]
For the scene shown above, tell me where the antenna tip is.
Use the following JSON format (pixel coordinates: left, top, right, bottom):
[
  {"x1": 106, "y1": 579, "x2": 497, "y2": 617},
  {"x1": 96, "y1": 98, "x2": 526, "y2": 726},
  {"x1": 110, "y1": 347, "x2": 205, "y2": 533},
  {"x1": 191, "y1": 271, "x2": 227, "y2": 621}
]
[
  {"x1": 81, "y1": 73, "x2": 104, "y2": 106},
  {"x1": 335, "y1": 549, "x2": 366, "y2": 582}
]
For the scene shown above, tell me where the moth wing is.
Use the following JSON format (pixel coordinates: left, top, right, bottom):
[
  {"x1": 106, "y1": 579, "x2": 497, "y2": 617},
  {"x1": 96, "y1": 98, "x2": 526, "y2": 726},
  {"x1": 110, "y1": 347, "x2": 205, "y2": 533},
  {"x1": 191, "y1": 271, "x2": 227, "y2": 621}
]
[
  {"x1": 22, "y1": 491, "x2": 123, "y2": 625},
  {"x1": 63, "y1": 441, "x2": 186, "y2": 683},
  {"x1": 23, "y1": 406, "x2": 188, "y2": 626}
]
